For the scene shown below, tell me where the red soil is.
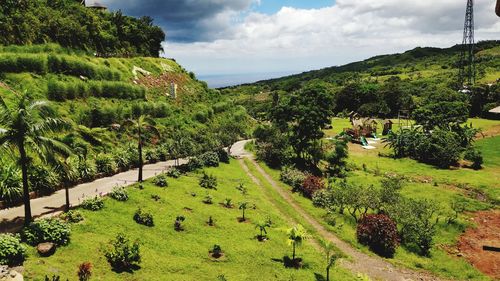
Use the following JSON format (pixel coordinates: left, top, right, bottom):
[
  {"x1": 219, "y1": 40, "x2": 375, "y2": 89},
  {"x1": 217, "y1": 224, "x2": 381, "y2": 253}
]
[{"x1": 458, "y1": 210, "x2": 500, "y2": 279}]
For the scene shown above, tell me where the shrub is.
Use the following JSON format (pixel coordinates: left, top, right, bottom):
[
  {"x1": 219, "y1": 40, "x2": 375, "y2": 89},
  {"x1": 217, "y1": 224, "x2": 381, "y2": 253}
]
[
  {"x1": 211, "y1": 244, "x2": 223, "y2": 258},
  {"x1": 22, "y1": 218, "x2": 71, "y2": 246},
  {"x1": 199, "y1": 151, "x2": 220, "y2": 167},
  {"x1": 109, "y1": 187, "x2": 129, "y2": 202},
  {"x1": 356, "y1": 214, "x2": 399, "y2": 258},
  {"x1": 464, "y1": 147, "x2": 483, "y2": 170},
  {"x1": 74, "y1": 159, "x2": 97, "y2": 182},
  {"x1": 199, "y1": 172, "x2": 217, "y2": 189},
  {"x1": 301, "y1": 176, "x2": 325, "y2": 198},
  {"x1": 134, "y1": 209, "x2": 154, "y2": 227},
  {"x1": 0, "y1": 164, "x2": 23, "y2": 203},
  {"x1": 151, "y1": 194, "x2": 161, "y2": 201},
  {"x1": 203, "y1": 193, "x2": 213, "y2": 204},
  {"x1": 166, "y1": 168, "x2": 181, "y2": 178},
  {"x1": 388, "y1": 199, "x2": 438, "y2": 256},
  {"x1": 280, "y1": 167, "x2": 306, "y2": 191},
  {"x1": 103, "y1": 234, "x2": 141, "y2": 271},
  {"x1": 223, "y1": 198, "x2": 234, "y2": 208},
  {"x1": 153, "y1": 174, "x2": 168, "y2": 187},
  {"x1": 186, "y1": 157, "x2": 203, "y2": 171},
  {"x1": 0, "y1": 234, "x2": 27, "y2": 266},
  {"x1": 145, "y1": 149, "x2": 159, "y2": 163},
  {"x1": 60, "y1": 210, "x2": 84, "y2": 223},
  {"x1": 95, "y1": 154, "x2": 116, "y2": 176},
  {"x1": 77, "y1": 262, "x2": 92, "y2": 281},
  {"x1": 28, "y1": 166, "x2": 60, "y2": 195},
  {"x1": 216, "y1": 148, "x2": 230, "y2": 163},
  {"x1": 174, "y1": 215, "x2": 185, "y2": 231},
  {"x1": 81, "y1": 196, "x2": 104, "y2": 211}
]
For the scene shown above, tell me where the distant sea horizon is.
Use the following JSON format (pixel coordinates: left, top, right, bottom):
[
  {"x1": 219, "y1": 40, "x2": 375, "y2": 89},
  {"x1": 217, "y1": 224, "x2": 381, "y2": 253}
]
[{"x1": 198, "y1": 71, "x2": 299, "y2": 89}]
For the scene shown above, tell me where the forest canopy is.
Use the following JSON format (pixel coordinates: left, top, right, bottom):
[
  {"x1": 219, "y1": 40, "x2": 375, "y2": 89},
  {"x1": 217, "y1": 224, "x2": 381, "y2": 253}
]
[{"x1": 0, "y1": 0, "x2": 165, "y2": 57}]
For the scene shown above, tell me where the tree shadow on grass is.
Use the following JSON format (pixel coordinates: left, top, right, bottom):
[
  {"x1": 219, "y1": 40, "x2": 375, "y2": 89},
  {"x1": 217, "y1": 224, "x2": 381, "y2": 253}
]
[
  {"x1": 111, "y1": 264, "x2": 141, "y2": 274},
  {"x1": 314, "y1": 273, "x2": 326, "y2": 281}
]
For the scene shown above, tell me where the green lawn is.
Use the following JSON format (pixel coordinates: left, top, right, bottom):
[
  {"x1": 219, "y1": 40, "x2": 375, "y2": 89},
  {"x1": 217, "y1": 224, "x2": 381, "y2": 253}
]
[{"x1": 22, "y1": 160, "x2": 355, "y2": 281}]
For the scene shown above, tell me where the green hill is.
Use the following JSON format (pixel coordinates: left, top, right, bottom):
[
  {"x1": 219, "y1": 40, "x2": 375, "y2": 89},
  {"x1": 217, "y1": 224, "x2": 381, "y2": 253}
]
[
  {"x1": 222, "y1": 41, "x2": 500, "y2": 120},
  {"x1": 0, "y1": 43, "x2": 249, "y2": 204}
]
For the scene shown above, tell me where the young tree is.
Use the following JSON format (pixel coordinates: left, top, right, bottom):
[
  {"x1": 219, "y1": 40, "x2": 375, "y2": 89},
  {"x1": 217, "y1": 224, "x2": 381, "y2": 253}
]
[
  {"x1": 286, "y1": 224, "x2": 308, "y2": 261},
  {"x1": 239, "y1": 202, "x2": 249, "y2": 221},
  {"x1": 124, "y1": 115, "x2": 159, "y2": 182},
  {"x1": 319, "y1": 240, "x2": 342, "y2": 281},
  {"x1": 255, "y1": 220, "x2": 271, "y2": 240},
  {"x1": 0, "y1": 92, "x2": 71, "y2": 225}
]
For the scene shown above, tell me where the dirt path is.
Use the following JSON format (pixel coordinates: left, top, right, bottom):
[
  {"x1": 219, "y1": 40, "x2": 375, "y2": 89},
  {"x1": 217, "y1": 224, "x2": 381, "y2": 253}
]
[{"x1": 239, "y1": 155, "x2": 445, "y2": 281}]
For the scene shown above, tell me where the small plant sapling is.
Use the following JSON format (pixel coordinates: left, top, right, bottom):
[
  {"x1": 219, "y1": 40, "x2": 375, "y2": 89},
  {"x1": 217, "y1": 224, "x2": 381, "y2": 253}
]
[{"x1": 174, "y1": 215, "x2": 185, "y2": 231}]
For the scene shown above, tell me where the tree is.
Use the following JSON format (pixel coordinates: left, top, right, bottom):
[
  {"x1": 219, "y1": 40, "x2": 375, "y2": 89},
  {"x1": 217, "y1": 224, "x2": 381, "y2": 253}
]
[
  {"x1": 124, "y1": 115, "x2": 159, "y2": 182},
  {"x1": 319, "y1": 240, "x2": 342, "y2": 281},
  {"x1": 0, "y1": 92, "x2": 71, "y2": 225},
  {"x1": 286, "y1": 224, "x2": 308, "y2": 261},
  {"x1": 238, "y1": 202, "x2": 249, "y2": 221},
  {"x1": 255, "y1": 220, "x2": 271, "y2": 240},
  {"x1": 271, "y1": 83, "x2": 335, "y2": 166}
]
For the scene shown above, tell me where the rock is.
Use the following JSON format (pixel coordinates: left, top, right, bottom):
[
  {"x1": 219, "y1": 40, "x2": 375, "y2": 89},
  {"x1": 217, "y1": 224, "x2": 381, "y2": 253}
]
[
  {"x1": 0, "y1": 266, "x2": 23, "y2": 281},
  {"x1": 36, "y1": 242, "x2": 56, "y2": 257}
]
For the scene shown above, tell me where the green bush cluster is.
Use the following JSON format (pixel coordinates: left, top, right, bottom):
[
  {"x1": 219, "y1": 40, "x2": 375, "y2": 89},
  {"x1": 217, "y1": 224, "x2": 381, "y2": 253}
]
[
  {"x1": 109, "y1": 187, "x2": 129, "y2": 202},
  {"x1": 47, "y1": 80, "x2": 145, "y2": 101},
  {"x1": 60, "y1": 210, "x2": 84, "y2": 223},
  {"x1": 199, "y1": 151, "x2": 220, "y2": 167},
  {"x1": 0, "y1": 234, "x2": 27, "y2": 266},
  {"x1": 104, "y1": 234, "x2": 141, "y2": 271},
  {"x1": 0, "y1": 164, "x2": 23, "y2": 203},
  {"x1": 81, "y1": 196, "x2": 104, "y2": 211},
  {"x1": 166, "y1": 168, "x2": 182, "y2": 178},
  {"x1": 199, "y1": 172, "x2": 217, "y2": 190},
  {"x1": 95, "y1": 154, "x2": 117, "y2": 176},
  {"x1": 280, "y1": 167, "x2": 306, "y2": 191},
  {"x1": 133, "y1": 208, "x2": 154, "y2": 227},
  {"x1": 22, "y1": 218, "x2": 71, "y2": 246},
  {"x1": 153, "y1": 175, "x2": 168, "y2": 188}
]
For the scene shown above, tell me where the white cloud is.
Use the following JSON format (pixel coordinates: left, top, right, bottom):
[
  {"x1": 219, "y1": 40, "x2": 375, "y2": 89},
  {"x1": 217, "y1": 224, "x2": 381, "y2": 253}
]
[{"x1": 163, "y1": 0, "x2": 500, "y2": 79}]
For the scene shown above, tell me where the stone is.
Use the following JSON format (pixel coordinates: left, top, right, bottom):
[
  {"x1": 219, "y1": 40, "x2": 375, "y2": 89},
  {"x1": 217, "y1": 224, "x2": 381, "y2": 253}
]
[{"x1": 36, "y1": 242, "x2": 56, "y2": 257}]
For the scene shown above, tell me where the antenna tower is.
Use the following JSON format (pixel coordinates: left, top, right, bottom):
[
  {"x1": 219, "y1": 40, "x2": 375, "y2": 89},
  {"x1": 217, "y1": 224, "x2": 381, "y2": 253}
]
[{"x1": 459, "y1": 0, "x2": 475, "y2": 88}]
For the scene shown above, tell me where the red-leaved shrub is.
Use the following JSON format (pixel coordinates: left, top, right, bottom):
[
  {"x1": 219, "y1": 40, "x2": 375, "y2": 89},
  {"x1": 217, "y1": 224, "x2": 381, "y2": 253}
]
[
  {"x1": 301, "y1": 176, "x2": 325, "y2": 198},
  {"x1": 356, "y1": 214, "x2": 399, "y2": 258},
  {"x1": 77, "y1": 262, "x2": 92, "y2": 281}
]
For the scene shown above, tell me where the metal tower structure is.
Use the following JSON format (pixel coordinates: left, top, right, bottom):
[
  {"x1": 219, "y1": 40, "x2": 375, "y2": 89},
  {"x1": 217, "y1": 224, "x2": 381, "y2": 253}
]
[{"x1": 459, "y1": 0, "x2": 475, "y2": 88}]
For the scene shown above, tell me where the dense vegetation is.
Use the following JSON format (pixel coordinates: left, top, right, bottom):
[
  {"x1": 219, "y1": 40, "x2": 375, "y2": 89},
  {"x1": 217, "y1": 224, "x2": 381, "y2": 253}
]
[
  {"x1": 0, "y1": 0, "x2": 165, "y2": 57},
  {"x1": 224, "y1": 41, "x2": 499, "y2": 120}
]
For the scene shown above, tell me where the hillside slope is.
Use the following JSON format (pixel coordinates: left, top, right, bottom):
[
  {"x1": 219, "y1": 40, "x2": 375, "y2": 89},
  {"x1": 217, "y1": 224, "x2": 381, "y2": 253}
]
[
  {"x1": 223, "y1": 41, "x2": 500, "y2": 119},
  {"x1": 0, "y1": 44, "x2": 249, "y2": 205}
]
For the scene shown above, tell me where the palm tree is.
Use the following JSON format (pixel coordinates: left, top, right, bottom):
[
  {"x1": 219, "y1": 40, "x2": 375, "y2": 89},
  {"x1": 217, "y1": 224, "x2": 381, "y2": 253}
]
[
  {"x1": 287, "y1": 224, "x2": 308, "y2": 261},
  {"x1": 0, "y1": 92, "x2": 71, "y2": 225},
  {"x1": 124, "y1": 115, "x2": 159, "y2": 183},
  {"x1": 319, "y1": 239, "x2": 342, "y2": 281},
  {"x1": 255, "y1": 220, "x2": 271, "y2": 240},
  {"x1": 239, "y1": 201, "x2": 249, "y2": 221}
]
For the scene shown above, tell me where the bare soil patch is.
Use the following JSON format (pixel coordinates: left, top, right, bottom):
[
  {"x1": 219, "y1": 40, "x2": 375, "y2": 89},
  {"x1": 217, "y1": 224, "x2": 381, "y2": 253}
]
[
  {"x1": 458, "y1": 210, "x2": 500, "y2": 279},
  {"x1": 477, "y1": 124, "x2": 500, "y2": 139}
]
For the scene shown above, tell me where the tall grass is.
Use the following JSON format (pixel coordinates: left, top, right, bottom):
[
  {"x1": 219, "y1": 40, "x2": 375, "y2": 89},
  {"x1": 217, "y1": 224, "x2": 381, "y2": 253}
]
[
  {"x1": 48, "y1": 55, "x2": 122, "y2": 80},
  {"x1": 47, "y1": 80, "x2": 145, "y2": 101}
]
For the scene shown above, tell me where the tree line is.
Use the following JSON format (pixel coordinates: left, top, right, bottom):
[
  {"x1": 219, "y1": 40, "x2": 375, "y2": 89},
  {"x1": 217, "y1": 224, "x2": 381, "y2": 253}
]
[{"x1": 0, "y1": 0, "x2": 165, "y2": 57}]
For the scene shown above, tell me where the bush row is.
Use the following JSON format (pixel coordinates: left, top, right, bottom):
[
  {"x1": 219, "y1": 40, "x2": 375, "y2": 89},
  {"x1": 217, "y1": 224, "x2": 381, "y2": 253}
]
[
  {"x1": 47, "y1": 80, "x2": 146, "y2": 101},
  {"x1": 0, "y1": 54, "x2": 121, "y2": 80}
]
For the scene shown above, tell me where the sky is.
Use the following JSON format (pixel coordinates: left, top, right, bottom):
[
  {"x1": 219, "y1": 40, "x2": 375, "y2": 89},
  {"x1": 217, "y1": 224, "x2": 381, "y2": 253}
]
[{"x1": 99, "y1": 0, "x2": 500, "y2": 87}]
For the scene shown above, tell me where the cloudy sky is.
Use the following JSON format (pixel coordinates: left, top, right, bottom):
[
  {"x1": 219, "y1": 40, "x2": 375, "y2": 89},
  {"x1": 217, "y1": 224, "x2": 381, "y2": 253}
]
[{"x1": 100, "y1": 0, "x2": 500, "y2": 86}]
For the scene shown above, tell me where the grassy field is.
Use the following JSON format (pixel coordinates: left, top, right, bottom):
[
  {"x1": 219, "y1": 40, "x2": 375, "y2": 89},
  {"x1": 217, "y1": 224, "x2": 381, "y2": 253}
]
[
  {"x1": 326, "y1": 118, "x2": 500, "y2": 202},
  {"x1": 22, "y1": 160, "x2": 356, "y2": 281}
]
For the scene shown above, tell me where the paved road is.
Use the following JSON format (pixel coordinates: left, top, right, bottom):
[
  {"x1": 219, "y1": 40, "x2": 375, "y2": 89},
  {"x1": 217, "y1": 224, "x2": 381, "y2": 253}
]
[
  {"x1": 0, "y1": 140, "x2": 251, "y2": 231},
  {"x1": 0, "y1": 159, "x2": 186, "y2": 232}
]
